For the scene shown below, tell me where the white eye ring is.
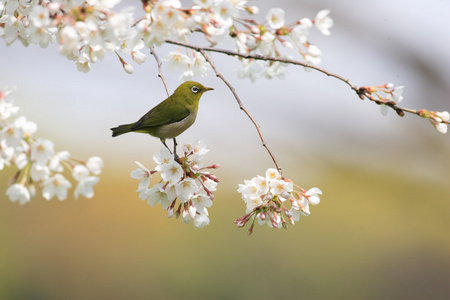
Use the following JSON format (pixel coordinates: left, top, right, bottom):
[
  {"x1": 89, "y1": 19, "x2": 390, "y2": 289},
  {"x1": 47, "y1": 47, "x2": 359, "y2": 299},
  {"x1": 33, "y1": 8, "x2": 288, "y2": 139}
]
[{"x1": 191, "y1": 86, "x2": 200, "y2": 94}]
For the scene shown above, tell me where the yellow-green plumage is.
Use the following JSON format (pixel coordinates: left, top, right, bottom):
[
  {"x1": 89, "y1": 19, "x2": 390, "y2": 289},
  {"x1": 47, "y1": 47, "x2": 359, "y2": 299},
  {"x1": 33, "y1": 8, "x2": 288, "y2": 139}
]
[{"x1": 111, "y1": 81, "x2": 213, "y2": 150}]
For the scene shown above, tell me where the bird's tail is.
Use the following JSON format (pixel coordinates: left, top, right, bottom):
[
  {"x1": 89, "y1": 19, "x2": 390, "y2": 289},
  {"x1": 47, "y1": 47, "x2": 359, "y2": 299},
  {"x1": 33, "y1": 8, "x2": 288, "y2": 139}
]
[{"x1": 110, "y1": 124, "x2": 132, "y2": 137}]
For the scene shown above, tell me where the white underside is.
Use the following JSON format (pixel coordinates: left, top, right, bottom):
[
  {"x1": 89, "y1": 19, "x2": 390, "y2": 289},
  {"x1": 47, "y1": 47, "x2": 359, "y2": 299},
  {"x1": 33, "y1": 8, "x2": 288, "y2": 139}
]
[{"x1": 155, "y1": 111, "x2": 197, "y2": 139}]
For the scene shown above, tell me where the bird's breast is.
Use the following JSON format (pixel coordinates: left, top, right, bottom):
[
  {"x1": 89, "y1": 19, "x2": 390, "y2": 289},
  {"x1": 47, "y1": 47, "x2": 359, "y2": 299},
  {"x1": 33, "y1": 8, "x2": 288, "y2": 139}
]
[{"x1": 155, "y1": 111, "x2": 198, "y2": 139}]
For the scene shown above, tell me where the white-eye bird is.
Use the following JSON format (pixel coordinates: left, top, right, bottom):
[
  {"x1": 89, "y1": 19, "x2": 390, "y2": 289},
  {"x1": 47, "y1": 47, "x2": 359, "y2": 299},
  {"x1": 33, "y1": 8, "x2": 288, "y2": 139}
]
[{"x1": 111, "y1": 81, "x2": 213, "y2": 154}]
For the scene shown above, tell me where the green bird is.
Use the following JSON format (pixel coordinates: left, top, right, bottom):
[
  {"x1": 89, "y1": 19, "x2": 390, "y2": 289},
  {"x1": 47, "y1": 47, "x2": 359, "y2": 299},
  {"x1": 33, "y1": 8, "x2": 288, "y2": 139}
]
[{"x1": 110, "y1": 81, "x2": 213, "y2": 155}]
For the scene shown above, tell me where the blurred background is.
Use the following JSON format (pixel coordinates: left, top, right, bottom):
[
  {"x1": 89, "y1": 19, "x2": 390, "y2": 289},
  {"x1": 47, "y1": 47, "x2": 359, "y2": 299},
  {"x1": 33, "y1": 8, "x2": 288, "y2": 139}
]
[{"x1": 1, "y1": 0, "x2": 450, "y2": 299}]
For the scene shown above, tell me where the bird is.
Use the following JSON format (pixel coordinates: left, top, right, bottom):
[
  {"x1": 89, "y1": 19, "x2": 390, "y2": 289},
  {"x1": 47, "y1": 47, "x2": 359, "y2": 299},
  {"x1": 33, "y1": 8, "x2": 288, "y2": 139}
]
[{"x1": 110, "y1": 81, "x2": 213, "y2": 155}]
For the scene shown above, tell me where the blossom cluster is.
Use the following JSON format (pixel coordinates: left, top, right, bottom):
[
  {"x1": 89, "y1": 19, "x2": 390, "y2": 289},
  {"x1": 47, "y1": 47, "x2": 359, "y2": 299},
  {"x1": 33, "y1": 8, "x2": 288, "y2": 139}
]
[
  {"x1": 235, "y1": 168, "x2": 321, "y2": 235},
  {"x1": 234, "y1": 8, "x2": 333, "y2": 81},
  {"x1": 0, "y1": 0, "x2": 144, "y2": 73},
  {"x1": 419, "y1": 109, "x2": 450, "y2": 134},
  {"x1": 161, "y1": 4, "x2": 334, "y2": 81},
  {"x1": 0, "y1": 84, "x2": 103, "y2": 205},
  {"x1": 362, "y1": 83, "x2": 449, "y2": 134},
  {"x1": 0, "y1": 0, "x2": 332, "y2": 78},
  {"x1": 131, "y1": 141, "x2": 219, "y2": 229}
]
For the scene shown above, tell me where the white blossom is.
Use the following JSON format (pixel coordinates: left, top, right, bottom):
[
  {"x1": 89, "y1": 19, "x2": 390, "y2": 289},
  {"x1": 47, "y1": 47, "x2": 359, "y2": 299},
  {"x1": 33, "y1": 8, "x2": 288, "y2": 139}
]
[
  {"x1": 86, "y1": 156, "x2": 104, "y2": 175},
  {"x1": 130, "y1": 161, "x2": 152, "y2": 190},
  {"x1": 165, "y1": 51, "x2": 191, "y2": 72},
  {"x1": 49, "y1": 151, "x2": 70, "y2": 172},
  {"x1": 213, "y1": 0, "x2": 239, "y2": 27},
  {"x1": 193, "y1": 213, "x2": 210, "y2": 228},
  {"x1": 43, "y1": 174, "x2": 72, "y2": 200},
  {"x1": 6, "y1": 183, "x2": 31, "y2": 205},
  {"x1": 305, "y1": 44, "x2": 322, "y2": 65},
  {"x1": 266, "y1": 8, "x2": 285, "y2": 29},
  {"x1": 30, "y1": 138, "x2": 54, "y2": 166},
  {"x1": 160, "y1": 160, "x2": 184, "y2": 184},
  {"x1": 146, "y1": 183, "x2": 171, "y2": 208},
  {"x1": 175, "y1": 178, "x2": 198, "y2": 203},
  {"x1": 194, "y1": 0, "x2": 213, "y2": 9},
  {"x1": 30, "y1": 163, "x2": 50, "y2": 182},
  {"x1": 290, "y1": 23, "x2": 310, "y2": 44},
  {"x1": 305, "y1": 187, "x2": 322, "y2": 205},
  {"x1": 315, "y1": 9, "x2": 333, "y2": 36},
  {"x1": 73, "y1": 165, "x2": 100, "y2": 199}
]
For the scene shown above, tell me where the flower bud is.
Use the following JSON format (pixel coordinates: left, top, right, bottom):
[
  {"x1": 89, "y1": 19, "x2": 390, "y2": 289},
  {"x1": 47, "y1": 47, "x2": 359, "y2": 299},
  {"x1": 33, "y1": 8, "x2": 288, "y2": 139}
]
[
  {"x1": 282, "y1": 40, "x2": 293, "y2": 49},
  {"x1": 237, "y1": 32, "x2": 247, "y2": 45},
  {"x1": 435, "y1": 123, "x2": 448, "y2": 134},
  {"x1": 247, "y1": 224, "x2": 254, "y2": 235},
  {"x1": 48, "y1": 2, "x2": 62, "y2": 14},
  {"x1": 131, "y1": 51, "x2": 147, "y2": 65},
  {"x1": 181, "y1": 209, "x2": 191, "y2": 224},
  {"x1": 281, "y1": 191, "x2": 291, "y2": 200},
  {"x1": 264, "y1": 193, "x2": 273, "y2": 201},
  {"x1": 299, "y1": 18, "x2": 312, "y2": 28},
  {"x1": 246, "y1": 6, "x2": 259, "y2": 15},
  {"x1": 189, "y1": 204, "x2": 196, "y2": 219},
  {"x1": 235, "y1": 219, "x2": 246, "y2": 228},
  {"x1": 206, "y1": 173, "x2": 219, "y2": 182},
  {"x1": 250, "y1": 26, "x2": 260, "y2": 35},
  {"x1": 271, "y1": 220, "x2": 278, "y2": 228},
  {"x1": 259, "y1": 211, "x2": 266, "y2": 220},
  {"x1": 123, "y1": 63, "x2": 134, "y2": 74},
  {"x1": 396, "y1": 109, "x2": 405, "y2": 117},
  {"x1": 167, "y1": 207, "x2": 174, "y2": 218},
  {"x1": 284, "y1": 209, "x2": 293, "y2": 218}
]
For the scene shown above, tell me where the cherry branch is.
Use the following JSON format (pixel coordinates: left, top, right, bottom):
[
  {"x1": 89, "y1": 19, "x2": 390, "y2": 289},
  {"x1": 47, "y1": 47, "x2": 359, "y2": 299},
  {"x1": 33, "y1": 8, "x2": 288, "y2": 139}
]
[
  {"x1": 197, "y1": 49, "x2": 282, "y2": 174},
  {"x1": 149, "y1": 46, "x2": 170, "y2": 97},
  {"x1": 164, "y1": 39, "x2": 449, "y2": 125}
]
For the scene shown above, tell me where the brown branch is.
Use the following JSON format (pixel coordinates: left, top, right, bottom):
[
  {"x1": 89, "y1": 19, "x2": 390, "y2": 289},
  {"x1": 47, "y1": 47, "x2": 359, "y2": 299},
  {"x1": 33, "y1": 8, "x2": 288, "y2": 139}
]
[
  {"x1": 165, "y1": 39, "x2": 448, "y2": 124},
  {"x1": 149, "y1": 46, "x2": 170, "y2": 97},
  {"x1": 197, "y1": 49, "x2": 282, "y2": 174}
]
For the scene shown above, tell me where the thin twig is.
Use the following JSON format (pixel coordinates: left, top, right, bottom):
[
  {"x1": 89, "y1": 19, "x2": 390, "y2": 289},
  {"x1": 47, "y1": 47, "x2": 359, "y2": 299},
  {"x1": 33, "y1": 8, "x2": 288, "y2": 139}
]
[
  {"x1": 197, "y1": 49, "x2": 282, "y2": 174},
  {"x1": 166, "y1": 39, "x2": 357, "y2": 89},
  {"x1": 165, "y1": 39, "x2": 447, "y2": 123},
  {"x1": 149, "y1": 46, "x2": 170, "y2": 97}
]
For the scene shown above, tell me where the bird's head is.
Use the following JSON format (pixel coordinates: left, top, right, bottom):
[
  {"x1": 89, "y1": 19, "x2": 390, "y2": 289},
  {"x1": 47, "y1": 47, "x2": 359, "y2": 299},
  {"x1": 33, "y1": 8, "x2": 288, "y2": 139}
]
[{"x1": 174, "y1": 81, "x2": 214, "y2": 105}]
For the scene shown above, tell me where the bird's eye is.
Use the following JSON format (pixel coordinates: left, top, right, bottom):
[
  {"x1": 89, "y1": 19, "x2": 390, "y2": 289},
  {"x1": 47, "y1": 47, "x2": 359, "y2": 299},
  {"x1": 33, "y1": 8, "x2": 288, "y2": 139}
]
[{"x1": 191, "y1": 86, "x2": 200, "y2": 94}]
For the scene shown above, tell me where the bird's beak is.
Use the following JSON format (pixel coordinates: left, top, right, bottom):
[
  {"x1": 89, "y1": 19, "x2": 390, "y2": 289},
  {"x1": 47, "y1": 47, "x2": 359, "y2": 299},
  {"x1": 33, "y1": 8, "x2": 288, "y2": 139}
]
[{"x1": 204, "y1": 87, "x2": 214, "y2": 92}]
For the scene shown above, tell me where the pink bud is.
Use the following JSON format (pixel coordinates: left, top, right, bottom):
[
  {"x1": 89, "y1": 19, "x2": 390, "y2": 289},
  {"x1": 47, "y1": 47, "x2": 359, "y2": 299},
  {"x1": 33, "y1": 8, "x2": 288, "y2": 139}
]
[
  {"x1": 235, "y1": 219, "x2": 246, "y2": 228},
  {"x1": 259, "y1": 211, "x2": 266, "y2": 220},
  {"x1": 284, "y1": 209, "x2": 292, "y2": 218},
  {"x1": 167, "y1": 207, "x2": 174, "y2": 218},
  {"x1": 247, "y1": 224, "x2": 254, "y2": 235}
]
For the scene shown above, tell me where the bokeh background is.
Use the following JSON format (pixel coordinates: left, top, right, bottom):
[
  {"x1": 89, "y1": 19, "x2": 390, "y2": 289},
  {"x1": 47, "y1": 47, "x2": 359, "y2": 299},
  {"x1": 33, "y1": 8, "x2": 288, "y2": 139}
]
[{"x1": 1, "y1": 0, "x2": 450, "y2": 299}]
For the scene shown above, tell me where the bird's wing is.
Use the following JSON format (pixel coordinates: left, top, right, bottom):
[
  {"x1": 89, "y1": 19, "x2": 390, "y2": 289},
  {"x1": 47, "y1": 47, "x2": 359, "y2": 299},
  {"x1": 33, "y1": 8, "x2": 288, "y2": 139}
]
[{"x1": 130, "y1": 100, "x2": 191, "y2": 131}]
